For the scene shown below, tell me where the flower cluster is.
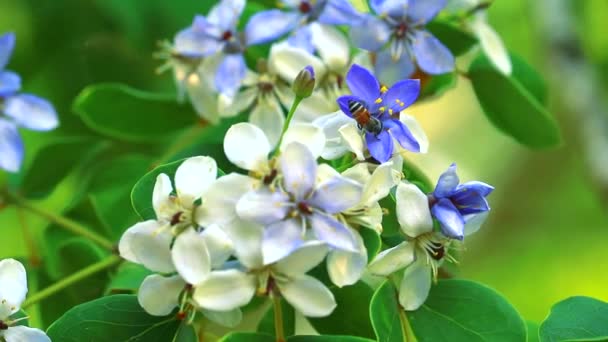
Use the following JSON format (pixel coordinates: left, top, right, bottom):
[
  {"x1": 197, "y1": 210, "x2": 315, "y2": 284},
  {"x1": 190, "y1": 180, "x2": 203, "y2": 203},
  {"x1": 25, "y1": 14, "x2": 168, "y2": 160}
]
[{"x1": 0, "y1": 33, "x2": 58, "y2": 173}]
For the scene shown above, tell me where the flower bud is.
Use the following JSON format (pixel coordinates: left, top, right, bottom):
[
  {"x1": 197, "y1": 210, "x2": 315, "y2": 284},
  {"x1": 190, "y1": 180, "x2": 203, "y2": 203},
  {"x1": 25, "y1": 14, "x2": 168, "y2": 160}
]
[{"x1": 292, "y1": 65, "x2": 315, "y2": 99}]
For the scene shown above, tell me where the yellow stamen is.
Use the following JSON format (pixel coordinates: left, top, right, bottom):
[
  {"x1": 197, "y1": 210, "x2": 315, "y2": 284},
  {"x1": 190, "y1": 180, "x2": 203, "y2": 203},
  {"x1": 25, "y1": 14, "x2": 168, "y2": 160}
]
[
  {"x1": 379, "y1": 106, "x2": 386, "y2": 113},
  {"x1": 380, "y1": 85, "x2": 388, "y2": 93},
  {"x1": 375, "y1": 98, "x2": 383, "y2": 104}
]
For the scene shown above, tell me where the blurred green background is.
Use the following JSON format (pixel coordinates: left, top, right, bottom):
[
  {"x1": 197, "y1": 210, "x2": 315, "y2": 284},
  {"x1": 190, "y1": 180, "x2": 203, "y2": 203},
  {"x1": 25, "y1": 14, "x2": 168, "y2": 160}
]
[{"x1": 0, "y1": 0, "x2": 606, "y2": 328}]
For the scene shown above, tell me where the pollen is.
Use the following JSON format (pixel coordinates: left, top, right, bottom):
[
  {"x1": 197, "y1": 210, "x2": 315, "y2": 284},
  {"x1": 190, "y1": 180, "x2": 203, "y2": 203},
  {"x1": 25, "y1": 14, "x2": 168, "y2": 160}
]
[
  {"x1": 389, "y1": 109, "x2": 394, "y2": 115},
  {"x1": 380, "y1": 85, "x2": 388, "y2": 93},
  {"x1": 379, "y1": 106, "x2": 386, "y2": 113},
  {"x1": 375, "y1": 98, "x2": 383, "y2": 104}
]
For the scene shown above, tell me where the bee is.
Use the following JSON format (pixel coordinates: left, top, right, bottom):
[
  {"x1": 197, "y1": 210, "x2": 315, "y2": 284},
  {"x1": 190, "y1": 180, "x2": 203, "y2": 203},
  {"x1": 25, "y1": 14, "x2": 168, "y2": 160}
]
[{"x1": 348, "y1": 99, "x2": 383, "y2": 135}]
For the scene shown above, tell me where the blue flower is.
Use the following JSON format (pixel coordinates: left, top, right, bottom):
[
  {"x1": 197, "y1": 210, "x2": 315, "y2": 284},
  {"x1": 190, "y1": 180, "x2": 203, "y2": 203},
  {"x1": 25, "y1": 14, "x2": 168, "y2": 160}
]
[
  {"x1": 0, "y1": 32, "x2": 58, "y2": 173},
  {"x1": 429, "y1": 163, "x2": 494, "y2": 240},
  {"x1": 336, "y1": 64, "x2": 421, "y2": 163},
  {"x1": 350, "y1": 0, "x2": 454, "y2": 85}
]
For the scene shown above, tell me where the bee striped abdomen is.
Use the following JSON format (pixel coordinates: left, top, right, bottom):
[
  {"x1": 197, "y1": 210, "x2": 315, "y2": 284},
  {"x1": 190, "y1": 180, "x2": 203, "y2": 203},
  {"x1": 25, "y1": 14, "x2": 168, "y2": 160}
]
[{"x1": 348, "y1": 100, "x2": 371, "y2": 126}]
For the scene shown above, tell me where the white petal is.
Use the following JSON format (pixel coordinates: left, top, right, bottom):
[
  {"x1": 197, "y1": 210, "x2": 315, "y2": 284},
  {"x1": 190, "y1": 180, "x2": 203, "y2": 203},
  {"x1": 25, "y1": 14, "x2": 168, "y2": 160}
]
[
  {"x1": 222, "y1": 218, "x2": 264, "y2": 269},
  {"x1": 280, "y1": 142, "x2": 317, "y2": 200},
  {"x1": 362, "y1": 162, "x2": 401, "y2": 205},
  {"x1": 281, "y1": 123, "x2": 326, "y2": 159},
  {"x1": 276, "y1": 84, "x2": 337, "y2": 123},
  {"x1": 193, "y1": 270, "x2": 256, "y2": 311},
  {"x1": 118, "y1": 220, "x2": 175, "y2": 273},
  {"x1": 472, "y1": 14, "x2": 512, "y2": 75},
  {"x1": 152, "y1": 174, "x2": 173, "y2": 219},
  {"x1": 341, "y1": 163, "x2": 371, "y2": 185},
  {"x1": 249, "y1": 96, "x2": 285, "y2": 147},
  {"x1": 224, "y1": 122, "x2": 271, "y2": 172},
  {"x1": 218, "y1": 87, "x2": 257, "y2": 116},
  {"x1": 278, "y1": 275, "x2": 336, "y2": 317},
  {"x1": 201, "y1": 308, "x2": 243, "y2": 328},
  {"x1": 268, "y1": 41, "x2": 326, "y2": 83},
  {"x1": 236, "y1": 189, "x2": 290, "y2": 226},
  {"x1": 395, "y1": 182, "x2": 433, "y2": 238},
  {"x1": 399, "y1": 113, "x2": 429, "y2": 154},
  {"x1": 138, "y1": 274, "x2": 184, "y2": 316},
  {"x1": 274, "y1": 241, "x2": 328, "y2": 276},
  {"x1": 196, "y1": 173, "x2": 256, "y2": 227},
  {"x1": 326, "y1": 234, "x2": 367, "y2": 287},
  {"x1": 464, "y1": 211, "x2": 489, "y2": 236},
  {"x1": 0, "y1": 259, "x2": 27, "y2": 318},
  {"x1": 313, "y1": 112, "x2": 354, "y2": 160},
  {"x1": 339, "y1": 122, "x2": 366, "y2": 161},
  {"x1": 185, "y1": 70, "x2": 221, "y2": 124},
  {"x1": 368, "y1": 242, "x2": 415, "y2": 276},
  {"x1": 4, "y1": 326, "x2": 50, "y2": 342},
  {"x1": 175, "y1": 156, "x2": 217, "y2": 205},
  {"x1": 200, "y1": 224, "x2": 234, "y2": 267},
  {"x1": 262, "y1": 219, "x2": 306, "y2": 265},
  {"x1": 399, "y1": 258, "x2": 432, "y2": 311},
  {"x1": 172, "y1": 228, "x2": 211, "y2": 285},
  {"x1": 310, "y1": 23, "x2": 349, "y2": 72}
]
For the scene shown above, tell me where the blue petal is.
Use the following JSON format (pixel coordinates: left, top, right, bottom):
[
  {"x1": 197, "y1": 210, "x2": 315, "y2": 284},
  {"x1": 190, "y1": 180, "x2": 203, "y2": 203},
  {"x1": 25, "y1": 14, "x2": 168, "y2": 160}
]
[
  {"x1": 4, "y1": 94, "x2": 58, "y2": 131},
  {"x1": 262, "y1": 219, "x2": 306, "y2": 265},
  {"x1": 310, "y1": 213, "x2": 358, "y2": 252},
  {"x1": 431, "y1": 198, "x2": 465, "y2": 240},
  {"x1": 451, "y1": 190, "x2": 490, "y2": 215},
  {"x1": 0, "y1": 32, "x2": 16, "y2": 70},
  {"x1": 287, "y1": 25, "x2": 315, "y2": 54},
  {"x1": 434, "y1": 163, "x2": 459, "y2": 198},
  {"x1": 280, "y1": 142, "x2": 318, "y2": 201},
  {"x1": 406, "y1": 0, "x2": 447, "y2": 24},
  {"x1": 215, "y1": 54, "x2": 247, "y2": 97},
  {"x1": 336, "y1": 94, "x2": 365, "y2": 119},
  {"x1": 207, "y1": 0, "x2": 245, "y2": 32},
  {"x1": 350, "y1": 14, "x2": 391, "y2": 52},
  {"x1": 310, "y1": 176, "x2": 362, "y2": 214},
  {"x1": 0, "y1": 71, "x2": 21, "y2": 97},
  {"x1": 374, "y1": 50, "x2": 416, "y2": 87},
  {"x1": 383, "y1": 79, "x2": 420, "y2": 113},
  {"x1": 457, "y1": 181, "x2": 494, "y2": 197},
  {"x1": 0, "y1": 119, "x2": 24, "y2": 172},
  {"x1": 245, "y1": 10, "x2": 299, "y2": 46},
  {"x1": 318, "y1": 0, "x2": 364, "y2": 25},
  {"x1": 191, "y1": 15, "x2": 222, "y2": 38},
  {"x1": 174, "y1": 27, "x2": 222, "y2": 57},
  {"x1": 384, "y1": 119, "x2": 420, "y2": 152},
  {"x1": 346, "y1": 64, "x2": 381, "y2": 105},
  {"x1": 412, "y1": 30, "x2": 455, "y2": 75},
  {"x1": 370, "y1": 0, "x2": 408, "y2": 18},
  {"x1": 366, "y1": 130, "x2": 394, "y2": 163}
]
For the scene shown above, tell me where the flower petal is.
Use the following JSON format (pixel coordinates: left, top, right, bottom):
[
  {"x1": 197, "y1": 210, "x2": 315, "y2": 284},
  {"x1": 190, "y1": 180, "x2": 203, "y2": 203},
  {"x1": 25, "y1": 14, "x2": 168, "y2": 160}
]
[
  {"x1": 310, "y1": 23, "x2": 350, "y2": 71},
  {"x1": 280, "y1": 142, "x2": 318, "y2": 200},
  {"x1": 383, "y1": 79, "x2": 420, "y2": 112},
  {"x1": 0, "y1": 71, "x2": 21, "y2": 96},
  {"x1": 399, "y1": 258, "x2": 432, "y2": 311},
  {"x1": 434, "y1": 163, "x2": 459, "y2": 197},
  {"x1": 374, "y1": 50, "x2": 416, "y2": 86},
  {"x1": 339, "y1": 121, "x2": 366, "y2": 160},
  {"x1": 0, "y1": 32, "x2": 15, "y2": 70},
  {"x1": 458, "y1": 180, "x2": 494, "y2": 197},
  {"x1": 152, "y1": 173, "x2": 173, "y2": 220},
  {"x1": 310, "y1": 176, "x2": 363, "y2": 214},
  {"x1": 4, "y1": 94, "x2": 58, "y2": 131},
  {"x1": 236, "y1": 188, "x2": 290, "y2": 225},
  {"x1": 0, "y1": 259, "x2": 27, "y2": 318},
  {"x1": 368, "y1": 241, "x2": 415, "y2": 276},
  {"x1": 268, "y1": 41, "x2": 325, "y2": 83},
  {"x1": 345, "y1": 64, "x2": 381, "y2": 104},
  {"x1": 278, "y1": 274, "x2": 336, "y2": 317},
  {"x1": 350, "y1": 14, "x2": 391, "y2": 52},
  {"x1": 406, "y1": 0, "x2": 447, "y2": 24},
  {"x1": 464, "y1": 211, "x2": 489, "y2": 236},
  {"x1": 396, "y1": 182, "x2": 433, "y2": 237},
  {"x1": 137, "y1": 274, "x2": 184, "y2": 316},
  {"x1": 186, "y1": 68, "x2": 221, "y2": 124},
  {"x1": 412, "y1": 30, "x2": 455, "y2": 75},
  {"x1": 118, "y1": 220, "x2": 174, "y2": 273},
  {"x1": 245, "y1": 9, "x2": 298, "y2": 45},
  {"x1": 274, "y1": 241, "x2": 328, "y2": 276},
  {"x1": 3, "y1": 326, "x2": 50, "y2": 342},
  {"x1": 196, "y1": 173, "x2": 256, "y2": 227},
  {"x1": 281, "y1": 123, "x2": 326, "y2": 159},
  {"x1": 222, "y1": 218, "x2": 264, "y2": 268},
  {"x1": 326, "y1": 234, "x2": 367, "y2": 287},
  {"x1": 310, "y1": 214, "x2": 358, "y2": 252},
  {"x1": 0, "y1": 119, "x2": 23, "y2": 173},
  {"x1": 312, "y1": 112, "x2": 354, "y2": 160},
  {"x1": 215, "y1": 54, "x2": 247, "y2": 97},
  {"x1": 201, "y1": 308, "x2": 243, "y2": 328},
  {"x1": 219, "y1": 87, "x2": 257, "y2": 116},
  {"x1": 174, "y1": 27, "x2": 222, "y2": 57},
  {"x1": 262, "y1": 219, "x2": 306, "y2": 265},
  {"x1": 400, "y1": 113, "x2": 428, "y2": 153},
  {"x1": 207, "y1": 0, "x2": 245, "y2": 31},
  {"x1": 472, "y1": 14, "x2": 511, "y2": 75},
  {"x1": 366, "y1": 130, "x2": 394, "y2": 163},
  {"x1": 370, "y1": 0, "x2": 408, "y2": 17},
  {"x1": 201, "y1": 224, "x2": 234, "y2": 268},
  {"x1": 318, "y1": 0, "x2": 364, "y2": 25},
  {"x1": 175, "y1": 156, "x2": 217, "y2": 205},
  {"x1": 451, "y1": 189, "x2": 490, "y2": 215},
  {"x1": 385, "y1": 119, "x2": 420, "y2": 153},
  {"x1": 249, "y1": 96, "x2": 285, "y2": 147},
  {"x1": 172, "y1": 228, "x2": 211, "y2": 285},
  {"x1": 287, "y1": 26, "x2": 315, "y2": 54},
  {"x1": 193, "y1": 270, "x2": 256, "y2": 311},
  {"x1": 431, "y1": 198, "x2": 465, "y2": 240},
  {"x1": 224, "y1": 122, "x2": 271, "y2": 172},
  {"x1": 362, "y1": 161, "x2": 401, "y2": 204}
]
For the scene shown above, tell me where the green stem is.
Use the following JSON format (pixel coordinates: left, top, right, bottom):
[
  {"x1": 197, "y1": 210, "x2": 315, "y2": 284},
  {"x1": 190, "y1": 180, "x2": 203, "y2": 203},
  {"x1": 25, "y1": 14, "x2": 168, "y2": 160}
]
[
  {"x1": 17, "y1": 206, "x2": 41, "y2": 267},
  {"x1": 272, "y1": 96, "x2": 303, "y2": 158},
  {"x1": 5, "y1": 191, "x2": 115, "y2": 251},
  {"x1": 398, "y1": 305, "x2": 418, "y2": 342},
  {"x1": 22, "y1": 255, "x2": 122, "y2": 308},
  {"x1": 272, "y1": 295, "x2": 286, "y2": 342}
]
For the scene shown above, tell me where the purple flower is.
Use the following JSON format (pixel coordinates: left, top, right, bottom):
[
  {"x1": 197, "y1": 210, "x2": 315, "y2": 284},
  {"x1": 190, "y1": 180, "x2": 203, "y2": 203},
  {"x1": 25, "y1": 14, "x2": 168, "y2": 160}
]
[
  {"x1": 350, "y1": 0, "x2": 454, "y2": 85},
  {"x1": 336, "y1": 64, "x2": 421, "y2": 163},
  {"x1": 0, "y1": 32, "x2": 58, "y2": 172},
  {"x1": 429, "y1": 164, "x2": 494, "y2": 240}
]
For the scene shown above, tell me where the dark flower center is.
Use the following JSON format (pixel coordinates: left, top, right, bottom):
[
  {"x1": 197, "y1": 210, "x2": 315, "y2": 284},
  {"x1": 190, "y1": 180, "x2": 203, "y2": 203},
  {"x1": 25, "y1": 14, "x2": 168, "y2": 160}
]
[
  {"x1": 170, "y1": 211, "x2": 184, "y2": 226},
  {"x1": 297, "y1": 201, "x2": 313, "y2": 215},
  {"x1": 258, "y1": 82, "x2": 274, "y2": 94},
  {"x1": 263, "y1": 169, "x2": 278, "y2": 185},
  {"x1": 0, "y1": 320, "x2": 8, "y2": 330},
  {"x1": 299, "y1": 1, "x2": 312, "y2": 13},
  {"x1": 430, "y1": 242, "x2": 445, "y2": 261},
  {"x1": 395, "y1": 22, "x2": 408, "y2": 38},
  {"x1": 221, "y1": 30, "x2": 233, "y2": 41}
]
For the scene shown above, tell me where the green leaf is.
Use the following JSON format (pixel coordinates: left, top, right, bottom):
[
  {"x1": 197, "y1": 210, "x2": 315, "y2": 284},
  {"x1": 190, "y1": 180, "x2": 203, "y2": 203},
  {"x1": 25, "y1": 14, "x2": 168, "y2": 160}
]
[
  {"x1": 510, "y1": 54, "x2": 548, "y2": 105},
  {"x1": 308, "y1": 281, "x2": 375, "y2": 339},
  {"x1": 527, "y1": 321, "x2": 541, "y2": 342},
  {"x1": 219, "y1": 332, "x2": 275, "y2": 342},
  {"x1": 105, "y1": 262, "x2": 153, "y2": 295},
  {"x1": 370, "y1": 281, "x2": 405, "y2": 342},
  {"x1": 46, "y1": 295, "x2": 181, "y2": 342},
  {"x1": 288, "y1": 336, "x2": 376, "y2": 342},
  {"x1": 257, "y1": 298, "x2": 296, "y2": 337},
  {"x1": 173, "y1": 322, "x2": 197, "y2": 342},
  {"x1": 408, "y1": 279, "x2": 527, "y2": 342},
  {"x1": 419, "y1": 72, "x2": 457, "y2": 101},
  {"x1": 427, "y1": 21, "x2": 478, "y2": 56},
  {"x1": 73, "y1": 83, "x2": 198, "y2": 143},
  {"x1": 469, "y1": 53, "x2": 561, "y2": 148},
  {"x1": 403, "y1": 160, "x2": 434, "y2": 194},
  {"x1": 539, "y1": 296, "x2": 608, "y2": 342},
  {"x1": 360, "y1": 228, "x2": 381, "y2": 262}
]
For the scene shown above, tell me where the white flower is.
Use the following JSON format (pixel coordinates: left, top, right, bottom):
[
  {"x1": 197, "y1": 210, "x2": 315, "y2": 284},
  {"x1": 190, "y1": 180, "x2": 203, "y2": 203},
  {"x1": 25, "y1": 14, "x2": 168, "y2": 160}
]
[{"x1": 0, "y1": 259, "x2": 50, "y2": 342}]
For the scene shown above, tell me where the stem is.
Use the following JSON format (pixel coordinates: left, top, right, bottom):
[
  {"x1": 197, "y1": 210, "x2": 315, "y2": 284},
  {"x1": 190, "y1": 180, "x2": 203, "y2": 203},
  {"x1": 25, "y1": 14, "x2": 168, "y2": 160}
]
[
  {"x1": 272, "y1": 96, "x2": 303, "y2": 158},
  {"x1": 399, "y1": 307, "x2": 418, "y2": 342},
  {"x1": 4, "y1": 191, "x2": 114, "y2": 251},
  {"x1": 272, "y1": 294, "x2": 285, "y2": 342},
  {"x1": 22, "y1": 255, "x2": 122, "y2": 308},
  {"x1": 17, "y1": 206, "x2": 41, "y2": 267}
]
